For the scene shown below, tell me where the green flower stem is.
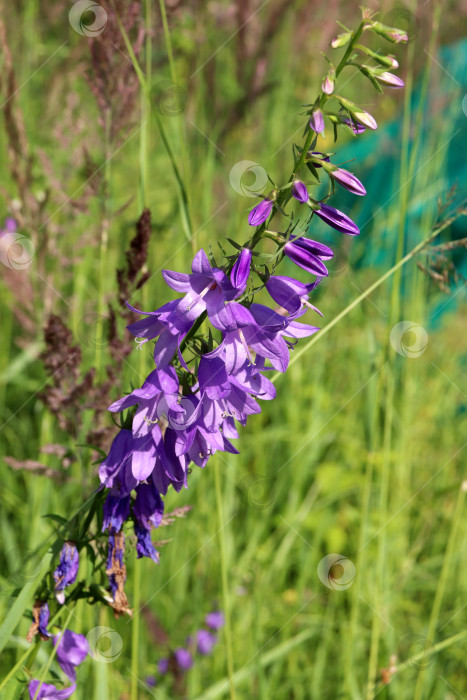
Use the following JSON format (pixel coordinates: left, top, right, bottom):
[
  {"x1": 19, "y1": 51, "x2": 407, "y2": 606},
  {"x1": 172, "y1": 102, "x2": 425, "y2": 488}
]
[
  {"x1": 130, "y1": 547, "x2": 142, "y2": 700},
  {"x1": 214, "y1": 458, "x2": 237, "y2": 700}
]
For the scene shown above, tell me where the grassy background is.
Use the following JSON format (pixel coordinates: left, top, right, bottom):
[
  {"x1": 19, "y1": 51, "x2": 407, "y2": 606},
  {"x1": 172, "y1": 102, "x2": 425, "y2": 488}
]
[{"x1": 0, "y1": 1, "x2": 466, "y2": 699}]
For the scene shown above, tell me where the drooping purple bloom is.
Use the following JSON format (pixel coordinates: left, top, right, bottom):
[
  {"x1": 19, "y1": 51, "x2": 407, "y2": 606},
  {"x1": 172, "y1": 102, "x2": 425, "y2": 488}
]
[
  {"x1": 197, "y1": 629, "x2": 217, "y2": 655},
  {"x1": 29, "y1": 630, "x2": 89, "y2": 700},
  {"x1": 102, "y1": 494, "x2": 131, "y2": 533},
  {"x1": 248, "y1": 198, "x2": 274, "y2": 226},
  {"x1": 134, "y1": 523, "x2": 159, "y2": 563},
  {"x1": 266, "y1": 275, "x2": 322, "y2": 315},
  {"x1": 205, "y1": 610, "x2": 225, "y2": 630},
  {"x1": 158, "y1": 658, "x2": 169, "y2": 675},
  {"x1": 314, "y1": 203, "x2": 360, "y2": 236},
  {"x1": 283, "y1": 237, "x2": 332, "y2": 276},
  {"x1": 342, "y1": 118, "x2": 366, "y2": 135},
  {"x1": 174, "y1": 647, "x2": 193, "y2": 670},
  {"x1": 292, "y1": 181, "x2": 309, "y2": 203},
  {"x1": 53, "y1": 543, "x2": 79, "y2": 604},
  {"x1": 133, "y1": 479, "x2": 164, "y2": 530},
  {"x1": 230, "y1": 248, "x2": 252, "y2": 290},
  {"x1": 330, "y1": 168, "x2": 366, "y2": 196},
  {"x1": 309, "y1": 109, "x2": 325, "y2": 134}
]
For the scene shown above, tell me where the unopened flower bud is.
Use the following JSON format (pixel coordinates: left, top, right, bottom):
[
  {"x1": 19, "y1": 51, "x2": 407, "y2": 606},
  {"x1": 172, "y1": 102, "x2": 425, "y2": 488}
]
[
  {"x1": 309, "y1": 109, "x2": 325, "y2": 134},
  {"x1": 321, "y1": 75, "x2": 335, "y2": 95},
  {"x1": 331, "y1": 31, "x2": 352, "y2": 48},
  {"x1": 370, "y1": 21, "x2": 408, "y2": 44}
]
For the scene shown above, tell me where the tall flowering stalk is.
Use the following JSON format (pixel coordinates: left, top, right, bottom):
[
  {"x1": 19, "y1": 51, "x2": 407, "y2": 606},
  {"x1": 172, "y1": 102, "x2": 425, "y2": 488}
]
[{"x1": 96, "y1": 8, "x2": 407, "y2": 607}]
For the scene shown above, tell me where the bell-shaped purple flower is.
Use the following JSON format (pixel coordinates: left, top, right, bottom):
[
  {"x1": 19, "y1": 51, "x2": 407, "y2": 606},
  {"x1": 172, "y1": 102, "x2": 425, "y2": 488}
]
[
  {"x1": 330, "y1": 168, "x2": 366, "y2": 196},
  {"x1": 314, "y1": 203, "x2": 360, "y2": 236},
  {"x1": 230, "y1": 248, "x2": 252, "y2": 291},
  {"x1": 134, "y1": 523, "x2": 159, "y2": 563},
  {"x1": 266, "y1": 275, "x2": 322, "y2": 315},
  {"x1": 197, "y1": 629, "x2": 217, "y2": 655},
  {"x1": 292, "y1": 181, "x2": 309, "y2": 203},
  {"x1": 309, "y1": 109, "x2": 325, "y2": 134},
  {"x1": 205, "y1": 610, "x2": 225, "y2": 630},
  {"x1": 174, "y1": 647, "x2": 193, "y2": 670},
  {"x1": 133, "y1": 479, "x2": 164, "y2": 530},
  {"x1": 53, "y1": 542, "x2": 79, "y2": 605},
  {"x1": 283, "y1": 237, "x2": 332, "y2": 276},
  {"x1": 248, "y1": 198, "x2": 274, "y2": 226},
  {"x1": 158, "y1": 658, "x2": 169, "y2": 675}
]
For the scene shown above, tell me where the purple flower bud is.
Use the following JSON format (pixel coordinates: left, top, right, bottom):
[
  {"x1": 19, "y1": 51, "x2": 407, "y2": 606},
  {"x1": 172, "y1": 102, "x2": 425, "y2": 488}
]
[
  {"x1": 4, "y1": 217, "x2": 17, "y2": 233},
  {"x1": 308, "y1": 151, "x2": 331, "y2": 168},
  {"x1": 230, "y1": 248, "x2": 252, "y2": 290},
  {"x1": 352, "y1": 110, "x2": 377, "y2": 130},
  {"x1": 321, "y1": 75, "x2": 334, "y2": 95},
  {"x1": 266, "y1": 275, "x2": 322, "y2": 315},
  {"x1": 314, "y1": 203, "x2": 360, "y2": 236},
  {"x1": 205, "y1": 610, "x2": 225, "y2": 630},
  {"x1": 284, "y1": 237, "x2": 333, "y2": 276},
  {"x1": 54, "y1": 542, "x2": 79, "y2": 604},
  {"x1": 174, "y1": 647, "x2": 193, "y2": 670},
  {"x1": 331, "y1": 31, "x2": 352, "y2": 48},
  {"x1": 197, "y1": 629, "x2": 217, "y2": 655},
  {"x1": 309, "y1": 109, "x2": 325, "y2": 134},
  {"x1": 248, "y1": 198, "x2": 274, "y2": 226},
  {"x1": 103, "y1": 494, "x2": 131, "y2": 533},
  {"x1": 342, "y1": 118, "x2": 366, "y2": 135},
  {"x1": 158, "y1": 658, "x2": 169, "y2": 675},
  {"x1": 292, "y1": 181, "x2": 309, "y2": 204},
  {"x1": 38, "y1": 602, "x2": 52, "y2": 638},
  {"x1": 376, "y1": 71, "x2": 404, "y2": 88},
  {"x1": 330, "y1": 168, "x2": 366, "y2": 196},
  {"x1": 146, "y1": 676, "x2": 157, "y2": 687}
]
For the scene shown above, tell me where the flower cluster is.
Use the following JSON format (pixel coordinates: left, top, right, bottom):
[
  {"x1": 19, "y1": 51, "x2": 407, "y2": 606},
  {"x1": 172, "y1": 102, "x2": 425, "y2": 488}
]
[
  {"x1": 95, "y1": 9, "x2": 407, "y2": 611},
  {"x1": 146, "y1": 610, "x2": 225, "y2": 687}
]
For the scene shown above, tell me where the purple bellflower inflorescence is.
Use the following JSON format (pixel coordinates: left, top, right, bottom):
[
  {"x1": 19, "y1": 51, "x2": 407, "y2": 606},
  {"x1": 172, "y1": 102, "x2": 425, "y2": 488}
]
[{"x1": 93, "y1": 10, "x2": 408, "y2": 608}]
